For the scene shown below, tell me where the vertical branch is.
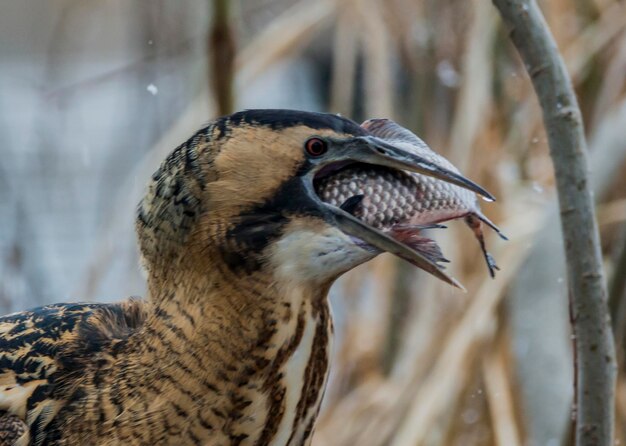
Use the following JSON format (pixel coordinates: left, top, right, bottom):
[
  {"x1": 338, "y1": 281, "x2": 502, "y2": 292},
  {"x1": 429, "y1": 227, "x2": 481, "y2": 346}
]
[
  {"x1": 210, "y1": 0, "x2": 235, "y2": 115},
  {"x1": 491, "y1": 1, "x2": 616, "y2": 445},
  {"x1": 330, "y1": 0, "x2": 358, "y2": 117},
  {"x1": 609, "y1": 226, "x2": 626, "y2": 363}
]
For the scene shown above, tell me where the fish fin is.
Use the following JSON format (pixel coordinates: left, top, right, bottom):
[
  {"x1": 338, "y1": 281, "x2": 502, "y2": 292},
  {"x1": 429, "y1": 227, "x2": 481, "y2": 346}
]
[
  {"x1": 409, "y1": 238, "x2": 450, "y2": 267},
  {"x1": 361, "y1": 119, "x2": 423, "y2": 145},
  {"x1": 389, "y1": 227, "x2": 450, "y2": 266},
  {"x1": 340, "y1": 195, "x2": 364, "y2": 215},
  {"x1": 361, "y1": 118, "x2": 461, "y2": 173}
]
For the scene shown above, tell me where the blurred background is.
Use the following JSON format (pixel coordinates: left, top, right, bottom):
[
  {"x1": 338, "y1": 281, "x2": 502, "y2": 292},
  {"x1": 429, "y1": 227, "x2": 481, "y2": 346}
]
[{"x1": 1, "y1": 0, "x2": 626, "y2": 444}]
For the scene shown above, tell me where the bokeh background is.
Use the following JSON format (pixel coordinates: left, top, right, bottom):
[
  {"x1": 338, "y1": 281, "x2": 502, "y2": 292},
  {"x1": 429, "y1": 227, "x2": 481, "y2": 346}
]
[{"x1": 1, "y1": 0, "x2": 626, "y2": 445}]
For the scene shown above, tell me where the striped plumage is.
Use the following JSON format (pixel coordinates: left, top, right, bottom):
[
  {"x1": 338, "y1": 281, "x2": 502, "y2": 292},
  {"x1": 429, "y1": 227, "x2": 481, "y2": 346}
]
[{"x1": 0, "y1": 110, "x2": 494, "y2": 445}]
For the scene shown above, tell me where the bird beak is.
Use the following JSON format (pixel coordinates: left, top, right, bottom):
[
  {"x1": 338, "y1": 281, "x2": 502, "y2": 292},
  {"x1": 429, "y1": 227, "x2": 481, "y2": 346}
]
[
  {"x1": 338, "y1": 135, "x2": 495, "y2": 201},
  {"x1": 322, "y1": 203, "x2": 465, "y2": 289},
  {"x1": 311, "y1": 135, "x2": 496, "y2": 290}
]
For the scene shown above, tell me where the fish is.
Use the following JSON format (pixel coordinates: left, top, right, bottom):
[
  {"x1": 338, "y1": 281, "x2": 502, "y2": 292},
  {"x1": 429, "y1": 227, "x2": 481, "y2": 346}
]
[{"x1": 314, "y1": 118, "x2": 506, "y2": 278}]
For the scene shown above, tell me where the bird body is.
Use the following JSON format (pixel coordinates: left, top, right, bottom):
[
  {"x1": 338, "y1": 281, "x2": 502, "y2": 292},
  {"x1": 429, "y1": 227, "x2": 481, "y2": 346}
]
[
  {"x1": 0, "y1": 110, "x2": 498, "y2": 445},
  {"x1": 0, "y1": 275, "x2": 331, "y2": 445}
]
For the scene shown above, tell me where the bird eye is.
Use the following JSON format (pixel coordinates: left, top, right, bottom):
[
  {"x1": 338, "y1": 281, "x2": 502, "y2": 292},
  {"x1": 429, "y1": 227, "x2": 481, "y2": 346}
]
[{"x1": 305, "y1": 138, "x2": 328, "y2": 157}]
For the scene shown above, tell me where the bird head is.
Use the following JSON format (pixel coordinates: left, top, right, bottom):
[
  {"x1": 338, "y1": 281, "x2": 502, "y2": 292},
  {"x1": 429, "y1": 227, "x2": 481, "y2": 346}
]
[{"x1": 137, "y1": 110, "x2": 494, "y2": 289}]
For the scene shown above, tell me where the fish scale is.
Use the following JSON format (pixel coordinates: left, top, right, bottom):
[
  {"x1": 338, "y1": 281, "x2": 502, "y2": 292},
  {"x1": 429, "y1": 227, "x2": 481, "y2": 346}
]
[{"x1": 316, "y1": 165, "x2": 471, "y2": 231}]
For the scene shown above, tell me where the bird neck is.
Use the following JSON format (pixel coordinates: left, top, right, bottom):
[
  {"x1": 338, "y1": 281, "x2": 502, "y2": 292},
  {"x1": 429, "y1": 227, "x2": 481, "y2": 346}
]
[{"x1": 110, "y1": 261, "x2": 333, "y2": 445}]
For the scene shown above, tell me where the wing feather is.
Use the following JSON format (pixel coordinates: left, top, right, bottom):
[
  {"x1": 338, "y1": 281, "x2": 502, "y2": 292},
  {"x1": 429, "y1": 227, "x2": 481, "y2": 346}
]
[{"x1": 0, "y1": 299, "x2": 147, "y2": 442}]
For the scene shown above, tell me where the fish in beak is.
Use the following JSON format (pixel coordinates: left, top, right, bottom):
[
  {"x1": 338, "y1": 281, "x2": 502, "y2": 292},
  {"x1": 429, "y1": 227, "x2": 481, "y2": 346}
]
[{"x1": 310, "y1": 119, "x2": 506, "y2": 289}]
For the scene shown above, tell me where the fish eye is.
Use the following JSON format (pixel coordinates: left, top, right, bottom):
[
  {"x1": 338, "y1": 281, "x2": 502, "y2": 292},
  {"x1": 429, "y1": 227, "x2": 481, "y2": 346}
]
[{"x1": 305, "y1": 137, "x2": 328, "y2": 157}]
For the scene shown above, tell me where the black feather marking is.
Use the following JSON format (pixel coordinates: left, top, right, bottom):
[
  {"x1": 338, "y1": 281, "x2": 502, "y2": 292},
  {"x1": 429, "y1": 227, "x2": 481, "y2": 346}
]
[
  {"x1": 26, "y1": 384, "x2": 52, "y2": 412},
  {"x1": 222, "y1": 176, "x2": 322, "y2": 273},
  {"x1": 214, "y1": 109, "x2": 367, "y2": 138}
]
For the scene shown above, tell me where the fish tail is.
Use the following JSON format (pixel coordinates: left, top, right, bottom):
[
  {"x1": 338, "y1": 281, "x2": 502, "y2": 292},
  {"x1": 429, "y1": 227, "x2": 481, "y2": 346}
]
[
  {"x1": 475, "y1": 211, "x2": 508, "y2": 241},
  {"x1": 465, "y1": 214, "x2": 500, "y2": 278}
]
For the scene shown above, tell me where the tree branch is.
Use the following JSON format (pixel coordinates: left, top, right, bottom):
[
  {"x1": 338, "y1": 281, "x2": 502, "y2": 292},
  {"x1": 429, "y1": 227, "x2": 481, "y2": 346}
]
[
  {"x1": 491, "y1": 1, "x2": 616, "y2": 445},
  {"x1": 609, "y1": 225, "x2": 626, "y2": 363}
]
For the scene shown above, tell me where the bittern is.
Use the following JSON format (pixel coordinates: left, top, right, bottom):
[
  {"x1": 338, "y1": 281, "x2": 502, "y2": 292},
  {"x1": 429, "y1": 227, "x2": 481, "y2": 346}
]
[{"x1": 0, "y1": 110, "x2": 501, "y2": 445}]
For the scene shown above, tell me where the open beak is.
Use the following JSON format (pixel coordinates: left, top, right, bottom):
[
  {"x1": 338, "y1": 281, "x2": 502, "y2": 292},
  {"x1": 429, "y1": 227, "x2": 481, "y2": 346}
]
[{"x1": 311, "y1": 135, "x2": 496, "y2": 290}]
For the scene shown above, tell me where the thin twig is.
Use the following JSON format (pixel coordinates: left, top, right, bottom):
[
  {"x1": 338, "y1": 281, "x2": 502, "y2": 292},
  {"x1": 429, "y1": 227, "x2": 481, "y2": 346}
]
[
  {"x1": 491, "y1": 1, "x2": 616, "y2": 445},
  {"x1": 483, "y1": 336, "x2": 522, "y2": 446},
  {"x1": 210, "y1": 0, "x2": 235, "y2": 115}
]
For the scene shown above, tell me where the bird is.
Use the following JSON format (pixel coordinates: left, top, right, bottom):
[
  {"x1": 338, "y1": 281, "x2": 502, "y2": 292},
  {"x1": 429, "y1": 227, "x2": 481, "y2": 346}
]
[{"x1": 0, "y1": 110, "x2": 496, "y2": 446}]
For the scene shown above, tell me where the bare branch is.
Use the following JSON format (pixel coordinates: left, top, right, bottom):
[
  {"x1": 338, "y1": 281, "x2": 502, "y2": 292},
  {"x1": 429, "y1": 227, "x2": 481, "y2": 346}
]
[
  {"x1": 491, "y1": 1, "x2": 617, "y2": 445},
  {"x1": 609, "y1": 227, "x2": 626, "y2": 362}
]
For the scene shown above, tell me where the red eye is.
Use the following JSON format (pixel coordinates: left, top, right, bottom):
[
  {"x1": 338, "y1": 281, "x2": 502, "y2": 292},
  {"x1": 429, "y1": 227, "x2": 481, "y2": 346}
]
[{"x1": 305, "y1": 138, "x2": 328, "y2": 157}]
